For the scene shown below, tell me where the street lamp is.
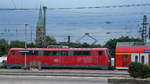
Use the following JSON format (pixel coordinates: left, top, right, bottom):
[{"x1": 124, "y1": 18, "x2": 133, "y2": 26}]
[{"x1": 24, "y1": 24, "x2": 28, "y2": 69}]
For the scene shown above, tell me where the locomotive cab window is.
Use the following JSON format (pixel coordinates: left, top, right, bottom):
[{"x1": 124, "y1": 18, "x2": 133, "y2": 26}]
[
  {"x1": 99, "y1": 51, "x2": 103, "y2": 56},
  {"x1": 11, "y1": 50, "x2": 15, "y2": 55}
]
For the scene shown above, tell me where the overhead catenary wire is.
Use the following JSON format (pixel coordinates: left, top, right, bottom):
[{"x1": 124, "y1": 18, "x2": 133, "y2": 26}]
[{"x1": 0, "y1": 3, "x2": 150, "y2": 10}]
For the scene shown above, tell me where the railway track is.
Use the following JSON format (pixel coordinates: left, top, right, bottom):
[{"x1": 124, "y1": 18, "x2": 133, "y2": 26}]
[{"x1": 0, "y1": 69, "x2": 129, "y2": 77}]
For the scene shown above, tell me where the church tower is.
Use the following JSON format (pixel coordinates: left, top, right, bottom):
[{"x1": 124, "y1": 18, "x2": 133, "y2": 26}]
[{"x1": 36, "y1": 6, "x2": 44, "y2": 45}]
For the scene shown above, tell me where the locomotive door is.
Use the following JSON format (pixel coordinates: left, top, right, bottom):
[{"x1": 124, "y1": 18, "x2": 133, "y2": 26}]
[
  {"x1": 91, "y1": 51, "x2": 98, "y2": 65},
  {"x1": 11, "y1": 50, "x2": 17, "y2": 64},
  {"x1": 131, "y1": 53, "x2": 149, "y2": 64}
]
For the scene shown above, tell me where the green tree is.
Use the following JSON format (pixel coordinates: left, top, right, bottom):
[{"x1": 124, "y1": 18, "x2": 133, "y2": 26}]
[
  {"x1": 80, "y1": 42, "x2": 101, "y2": 48},
  {"x1": 59, "y1": 42, "x2": 81, "y2": 48},
  {"x1": 81, "y1": 43, "x2": 91, "y2": 48},
  {"x1": 35, "y1": 35, "x2": 57, "y2": 48},
  {"x1": 35, "y1": 37, "x2": 43, "y2": 48},
  {"x1": 9, "y1": 40, "x2": 25, "y2": 48},
  {"x1": 91, "y1": 44, "x2": 102, "y2": 48},
  {"x1": 27, "y1": 42, "x2": 36, "y2": 48},
  {"x1": 0, "y1": 39, "x2": 8, "y2": 56},
  {"x1": 44, "y1": 35, "x2": 57, "y2": 47},
  {"x1": 59, "y1": 42, "x2": 102, "y2": 48},
  {"x1": 104, "y1": 36, "x2": 142, "y2": 57}
]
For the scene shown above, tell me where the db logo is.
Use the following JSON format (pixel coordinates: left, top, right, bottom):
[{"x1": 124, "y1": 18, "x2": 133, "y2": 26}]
[{"x1": 54, "y1": 59, "x2": 59, "y2": 62}]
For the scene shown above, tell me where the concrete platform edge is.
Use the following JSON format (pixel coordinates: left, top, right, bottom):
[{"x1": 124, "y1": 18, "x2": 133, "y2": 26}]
[{"x1": 108, "y1": 77, "x2": 150, "y2": 84}]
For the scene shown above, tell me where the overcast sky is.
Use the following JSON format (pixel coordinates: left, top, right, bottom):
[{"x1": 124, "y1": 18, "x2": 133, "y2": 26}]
[
  {"x1": 0, "y1": 0, "x2": 150, "y2": 8},
  {"x1": 0, "y1": 0, "x2": 150, "y2": 44}
]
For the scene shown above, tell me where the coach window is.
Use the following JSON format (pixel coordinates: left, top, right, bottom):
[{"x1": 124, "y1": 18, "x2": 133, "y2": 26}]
[
  {"x1": 11, "y1": 50, "x2": 15, "y2": 55},
  {"x1": 141, "y1": 56, "x2": 144, "y2": 64},
  {"x1": 135, "y1": 56, "x2": 138, "y2": 63},
  {"x1": 122, "y1": 54, "x2": 129, "y2": 61},
  {"x1": 99, "y1": 51, "x2": 103, "y2": 56}
]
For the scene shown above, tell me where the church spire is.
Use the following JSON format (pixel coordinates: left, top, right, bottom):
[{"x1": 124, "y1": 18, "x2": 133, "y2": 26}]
[
  {"x1": 36, "y1": 6, "x2": 45, "y2": 47},
  {"x1": 36, "y1": 6, "x2": 44, "y2": 28}
]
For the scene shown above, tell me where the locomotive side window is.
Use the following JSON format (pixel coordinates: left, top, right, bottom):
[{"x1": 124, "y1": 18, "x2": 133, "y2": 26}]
[
  {"x1": 61, "y1": 51, "x2": 68, "y2": 56},
  {"x1": 73, "y1": 51, "x2": 90, "y2": 56},
  {"x1": 44, "y1": 51, "x2": 53, "y2": 56},
  {"x1": 19, "y1": 50, "x2": 92, "y2": 56},
  {"x1": 99, "y1": 51, "x2": 103, "y2": 56},
  {"x1": 38, "y1": 51, "x2": 44, "y2": 56},
  {"x1": 43, "y1": 51, "x2": 58, "y2": 56},
  {"x1": 19, "y1": 50, "x2": 39, "y2": 56},
  {"x1": 43, "y1": 51, "x2": 68, "y2": 56},
  {"x1": 122, "y1": 54, "x2": 129, "y2": 61},
  {"x1": 68, "y1": 51, "x2": 73, "y2": 56},
  {"x1": 11, "y1": 50, "x2": 15, "y2": 55},
  {"x1": 52, "y1": 51, "x2": 57, "y2": 56},
  {"x1": 33, "y1": 51, "x2": 38, "y2": 56},
  {"x1": 27, "y1": 50, "x2": 35, "y2": 56}
]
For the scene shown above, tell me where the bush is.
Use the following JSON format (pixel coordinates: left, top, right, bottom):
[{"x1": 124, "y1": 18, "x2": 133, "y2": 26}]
[{"x1": 128, "y1": 62, "x2": 150, "y2": 78}]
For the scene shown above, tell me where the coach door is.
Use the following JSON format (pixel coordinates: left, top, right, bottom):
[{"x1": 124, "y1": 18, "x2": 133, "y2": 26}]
[
  {"x1": 131, "y1": 53, "x2": 149, "y2": 64},
  {"x1": 140, "y1": 53, "x2": 149, "y2": 64}
]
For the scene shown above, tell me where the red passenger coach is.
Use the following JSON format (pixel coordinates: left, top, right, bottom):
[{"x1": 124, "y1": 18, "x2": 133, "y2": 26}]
[
  {"x1": 116, "y1": 42, "x2": 150, "y2": 69},
  {"x1": 7, "y1": 48, "x2": 111, "y2": 69}
]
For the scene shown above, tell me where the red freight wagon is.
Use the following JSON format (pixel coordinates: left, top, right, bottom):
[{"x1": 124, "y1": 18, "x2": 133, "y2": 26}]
[
  {"x1": 7, "y1": 48, "x2": 111, "y2": 69},
  {"x1": 116, "y1": 42, "x2": 150, "y2": 69}
]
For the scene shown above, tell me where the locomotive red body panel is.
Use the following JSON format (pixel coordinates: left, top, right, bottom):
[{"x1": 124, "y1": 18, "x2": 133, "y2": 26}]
[
  {"x1": 7, "y1": 48, "x2": 111, "y2": 69},
  {"x1": 116, "y1": 42, "x2": 150, "y2": 69}
]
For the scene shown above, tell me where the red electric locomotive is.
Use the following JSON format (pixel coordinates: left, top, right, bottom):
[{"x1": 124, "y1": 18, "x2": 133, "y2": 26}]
[
  {"x1": 7, "y1": 48, "x2": 111, "y2": 69},
  {"x1": 116, "y1": 42, "x2": 150, "y2": 69}
]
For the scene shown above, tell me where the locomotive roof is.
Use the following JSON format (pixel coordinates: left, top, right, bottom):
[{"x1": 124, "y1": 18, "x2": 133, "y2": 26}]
[{"x1": 10, "y1": 48, "x2": 107, "y2": 51}]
